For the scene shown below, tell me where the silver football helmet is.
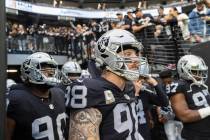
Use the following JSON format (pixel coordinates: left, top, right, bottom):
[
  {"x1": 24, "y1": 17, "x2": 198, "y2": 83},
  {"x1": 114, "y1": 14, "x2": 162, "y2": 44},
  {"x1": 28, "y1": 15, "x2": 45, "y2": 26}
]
[
  {"x1": 80, "y1": 70, "x2": 91, "y2": 79},
  {"x1": 94, "y1": 29, "x2": 145, "y2": 81},
  {"x1": 139, "y1": 57, "x2": 150, "y2": 78},
  {"x1": 177, "y1": 54, "x2": 208, "y2": 87},
  {"x1": 6, "y1": 79, "x2": 16, "y2": 91},
  {"x1": 61, "y1": 61, "x2": 81, "y2": 84},
  {"x1": 20, "y1": 52, "x2": 59, "y2": 86}
]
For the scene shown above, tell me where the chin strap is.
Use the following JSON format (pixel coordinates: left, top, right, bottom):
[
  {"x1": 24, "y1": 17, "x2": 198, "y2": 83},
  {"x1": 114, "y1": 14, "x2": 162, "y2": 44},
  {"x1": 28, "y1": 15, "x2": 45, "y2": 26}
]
[
  {"x1": 106, "y1": 66, "x2": 139, "y2": 81},
  {"x1": 106, "y1": 66, "x2": 127, "y2": 79}
]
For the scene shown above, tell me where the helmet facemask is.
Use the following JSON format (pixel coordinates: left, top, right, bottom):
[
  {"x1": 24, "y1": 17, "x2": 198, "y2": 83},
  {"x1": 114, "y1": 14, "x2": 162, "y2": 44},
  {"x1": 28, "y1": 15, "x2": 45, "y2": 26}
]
[
  {"x1": 139, "y1": 57, "x2": 150, "y2": 78},
  {"x1": 106, "y1": 43, "x2": 143, "y2": 81},
  {"x1": 38, "y1": 62, "x2": 59, "y2": 86}
]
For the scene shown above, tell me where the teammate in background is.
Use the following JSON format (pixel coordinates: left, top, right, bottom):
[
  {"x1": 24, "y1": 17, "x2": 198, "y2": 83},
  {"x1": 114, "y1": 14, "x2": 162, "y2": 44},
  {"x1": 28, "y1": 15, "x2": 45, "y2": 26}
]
[
  {"x1": 6, "y1": 52, "x2": 67, "y2": 140},
  {"x1": 168, "y1": 54, "x2": 210, "y2": 140},
  {"x1": 6, "y1": 79, "x2": 16, "y2": 92},
  {"x1": 159, "y1": 69, "x2": 183, "y2": 140},
  {"x1": 58, "y1": 61, "x2": 82, "y2": 109},
  {"x1": 61, "y1": 61, "x2": 82, "y2": 83},
  {"x1": 68, "y1": 29, "x2": 144, "y2": 140},
  {"x1": 6, "y1": 79, "x2": 17, "y2": 110},
  {"x1": 136, "y1": 62, "x2": 169, "y2": 140},
  {"x1": 79, "y1": 70, "x2": 91, "y2": 80}
]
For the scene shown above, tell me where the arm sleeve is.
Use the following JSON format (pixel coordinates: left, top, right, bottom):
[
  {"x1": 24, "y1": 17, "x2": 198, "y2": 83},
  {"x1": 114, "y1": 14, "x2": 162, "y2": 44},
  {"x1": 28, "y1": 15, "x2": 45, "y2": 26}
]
[
  {"x1": 189, "y1": 12, "x2": 198, "y2": 35},
  {"x1": 147, "y1": 84, "x2": 169, "y2": 107},
  {"x1": 7, "y1": 92, "x2": 20, "y2": 122}
]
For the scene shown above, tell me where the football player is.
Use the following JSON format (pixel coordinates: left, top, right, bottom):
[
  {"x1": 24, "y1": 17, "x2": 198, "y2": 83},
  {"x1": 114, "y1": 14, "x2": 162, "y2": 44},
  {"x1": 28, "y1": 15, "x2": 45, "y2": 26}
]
[
  {"x1": 61, "y1": 61, "x2": 82, "y2": 83},
  {"x1": 159, "y1": 69, "x2": 183, "y2": 140},
  {"x1": 168, "y1": 54, "x2": 210, "y2": 140},
  {"x1": 6, "y1": 79, "x2": 16, "y2": 92},
  {"x1": 136, "y1": 62, "x2": 169, "y2": 140},
  {"x1": 79, "y1": 70, "x2": 91, "y2": 80},
  {"x1": 6, "y1": 79, "x2": 16, "y2": 110},
  {"x1": 58, "y1": 61, "x2": 82, "y2": 106},
  {"x1": 68, "y1": 29, "x2": 144, "y2": 140},
  {"x1": 6, "y1": 52, "x2": 67, "y2": 140}
]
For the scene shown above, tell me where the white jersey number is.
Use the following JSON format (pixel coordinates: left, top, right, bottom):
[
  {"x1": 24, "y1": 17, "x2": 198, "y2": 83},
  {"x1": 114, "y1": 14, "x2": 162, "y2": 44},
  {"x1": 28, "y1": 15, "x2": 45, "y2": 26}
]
[
  {"x1": 136, "y1": 99, "x2": 146, "y2": 124},
  {"x1": 192, "y1": 90, "x2": 209, "y2": 107},
  {"x1": 166, "y1": 82, "x2": 178, "y2": 94},
  {"x1": 70, "y1": 85, "x2": 87, "y2": 108},
  {"x1": 113, "y1": 102, "x2": 142, "y2": 140},
  {"x1": 32, "y1": 113, "x2": 66, "y2": 140},
  {"x1": 65, "y1": 86, "x2": 71, "y2": 106}
]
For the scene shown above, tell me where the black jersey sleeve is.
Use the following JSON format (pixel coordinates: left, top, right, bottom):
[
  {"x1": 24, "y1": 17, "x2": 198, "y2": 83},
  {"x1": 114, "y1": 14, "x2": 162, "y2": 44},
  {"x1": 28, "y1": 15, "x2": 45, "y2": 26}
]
[
  {"x1": 7, "y1": 90, "x2": 24, "y2": 121},
  {"x1": 68, "y1": 78, "x2": 106, "y2": 109},
  {"x1": 147, "y1": 84, "x2": 169, "y2": 107}
]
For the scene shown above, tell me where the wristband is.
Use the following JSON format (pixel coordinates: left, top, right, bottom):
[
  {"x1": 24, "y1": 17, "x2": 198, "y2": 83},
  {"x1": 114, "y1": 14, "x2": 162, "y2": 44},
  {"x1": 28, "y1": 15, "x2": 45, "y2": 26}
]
[{"x1": 198, "y1": 107, "x2": 210, "y2": 119}]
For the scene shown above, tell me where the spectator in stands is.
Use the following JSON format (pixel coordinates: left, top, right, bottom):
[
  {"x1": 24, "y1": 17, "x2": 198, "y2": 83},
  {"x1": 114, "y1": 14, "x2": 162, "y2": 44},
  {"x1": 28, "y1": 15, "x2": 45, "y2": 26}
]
[
  {"x1": 8, "y1": 23, "x2": 18, "y2": 51},
  {"x1": 132, "y1": 8, "x2": 153, "y2": 41},
  {"x1": 139, "y1": 0, "x2": 148, "y2": 9},
  {"x1": 110, "y1": 20, "x2": 118, "y2": 29},
  {"x1": 153, "y1": 6, "x2": 168, "y2": 42},
  {"x1": 155, "y1": 6, "x2": 166, "y2": 25},
  {"x1": 116, "y1": 12, "x2": 125, "y2": 29},
  {"x1": 169, "y1": 7, "x2": 190, "y2": 40},
  {"x1": 122, "y1": 10, "x2": 134, "y2": 31},
  {"x1": 189, "y1": 0, "x2": 210, "y2": 42},
  {"x1": 204, "y1": 0, "x2": 210, "y2": 8}
]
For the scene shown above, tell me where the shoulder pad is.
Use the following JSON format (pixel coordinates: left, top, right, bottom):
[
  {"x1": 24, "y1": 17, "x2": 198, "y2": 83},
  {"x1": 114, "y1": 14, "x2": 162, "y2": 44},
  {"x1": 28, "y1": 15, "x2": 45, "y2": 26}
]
[{"x1": 167, "y1": 80, "x2": 187, "y2": 98}]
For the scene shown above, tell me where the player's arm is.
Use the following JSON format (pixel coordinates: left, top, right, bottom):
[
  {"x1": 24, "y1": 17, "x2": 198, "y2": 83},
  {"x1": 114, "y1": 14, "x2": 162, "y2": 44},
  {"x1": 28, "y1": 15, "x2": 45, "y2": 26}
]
[
  {"x1": 146, "y1": 77, "x2": 169, "y2": 107},
  {"x1": 170, "y1": 93, "x2": 210, "y2": 123},
  {"x1": 6, "y1": 117, "x2": 16, "y2": 140},
  {"x1": 69, "y1": 107, "x2": 102, "y2": 140},
  {"x1": 132, "y1": 24, "x2": 147, "y2": 33}
]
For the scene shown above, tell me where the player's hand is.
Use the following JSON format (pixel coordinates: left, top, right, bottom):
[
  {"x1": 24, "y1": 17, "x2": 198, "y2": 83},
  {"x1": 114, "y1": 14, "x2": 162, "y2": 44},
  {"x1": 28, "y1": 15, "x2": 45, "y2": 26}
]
[
  {"x1": 133, "y1": 80, "x2": 143, "y2": 96},
  {"x1": 145, "y1": 76, "x2": 158, "y2": 87}
]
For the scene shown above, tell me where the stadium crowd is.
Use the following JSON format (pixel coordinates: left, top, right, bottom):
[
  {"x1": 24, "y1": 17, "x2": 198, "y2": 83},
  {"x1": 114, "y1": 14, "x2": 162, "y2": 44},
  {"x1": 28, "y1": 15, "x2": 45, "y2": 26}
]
[{"x1": 6, "y1": 1, "x2": 210, "y2": 60}]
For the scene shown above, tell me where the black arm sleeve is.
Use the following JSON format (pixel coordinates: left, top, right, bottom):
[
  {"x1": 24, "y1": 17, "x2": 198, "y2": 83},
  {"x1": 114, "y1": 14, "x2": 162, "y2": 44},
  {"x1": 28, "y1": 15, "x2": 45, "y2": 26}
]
[{"x1": 147, "y1": 84, "x2": 169, "y2": 107}]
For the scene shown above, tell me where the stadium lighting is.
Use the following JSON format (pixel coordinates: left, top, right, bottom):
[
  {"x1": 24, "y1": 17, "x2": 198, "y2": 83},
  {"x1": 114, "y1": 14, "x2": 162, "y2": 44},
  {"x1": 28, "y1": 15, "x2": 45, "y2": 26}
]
[{"x1": 7, "y1": 69, "x2": 18, "y2": 73}]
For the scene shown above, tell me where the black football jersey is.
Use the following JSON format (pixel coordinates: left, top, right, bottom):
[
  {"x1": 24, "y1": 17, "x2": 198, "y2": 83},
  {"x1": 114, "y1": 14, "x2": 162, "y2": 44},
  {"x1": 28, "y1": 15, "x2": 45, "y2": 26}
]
[
  {"x1": 68, "y1": 77, "x2": 143, "y2": 140},
  {"x1": 136, "y1": 84, "x2": 169, "y2": 140},
  {"x1": 57, "y1": 83, "x2": 71, "y2": 107},
  {"x1": 7, "y1": 86, "x2": 67, "y2": 140},
  {"x1": 168, "y1": 79, "x2": 210, "y2": 138}
]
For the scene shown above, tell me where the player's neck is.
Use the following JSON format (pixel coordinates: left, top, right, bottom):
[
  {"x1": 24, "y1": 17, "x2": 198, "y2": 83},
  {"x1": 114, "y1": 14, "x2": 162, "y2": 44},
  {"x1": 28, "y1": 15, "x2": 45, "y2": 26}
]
[
  {"x1": 30, "y1": 85, "x2": 50, "y2": 98},
  {"x1": 102, "y1": 71, "x2": 125, "y2": 91}
]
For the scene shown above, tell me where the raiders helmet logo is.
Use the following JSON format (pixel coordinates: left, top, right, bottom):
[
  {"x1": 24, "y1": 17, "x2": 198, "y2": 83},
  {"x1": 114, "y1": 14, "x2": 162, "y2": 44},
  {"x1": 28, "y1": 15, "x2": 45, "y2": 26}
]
[{"x1": 97, "y1": 37, "x2": 110, "y2": 53}]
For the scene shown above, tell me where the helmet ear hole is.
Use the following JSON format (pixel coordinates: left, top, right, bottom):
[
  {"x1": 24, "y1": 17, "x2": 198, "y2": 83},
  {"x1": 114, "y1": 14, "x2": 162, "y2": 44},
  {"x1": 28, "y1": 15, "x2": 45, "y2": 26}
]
[{"x1": 181, "y1": 67, "x2": 184, "y2": 73}]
